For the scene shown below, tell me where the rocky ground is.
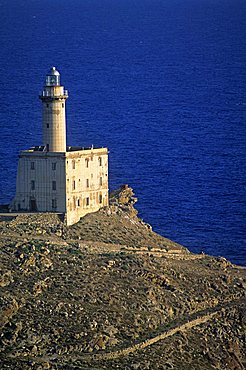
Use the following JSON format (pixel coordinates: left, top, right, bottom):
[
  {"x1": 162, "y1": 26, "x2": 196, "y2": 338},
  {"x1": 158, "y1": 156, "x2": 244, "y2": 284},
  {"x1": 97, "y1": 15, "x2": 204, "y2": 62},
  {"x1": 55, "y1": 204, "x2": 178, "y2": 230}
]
[{"x1": 0, "y1": 186, "x2": 245, "y2": 369}]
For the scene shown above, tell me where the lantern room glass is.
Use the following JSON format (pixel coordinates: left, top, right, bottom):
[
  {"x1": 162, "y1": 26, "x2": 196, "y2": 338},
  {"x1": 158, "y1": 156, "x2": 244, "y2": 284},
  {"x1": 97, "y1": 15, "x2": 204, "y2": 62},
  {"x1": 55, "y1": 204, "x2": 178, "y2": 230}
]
[{"x1": 45, "y1": 74, "x2": 60, "y2": 86}]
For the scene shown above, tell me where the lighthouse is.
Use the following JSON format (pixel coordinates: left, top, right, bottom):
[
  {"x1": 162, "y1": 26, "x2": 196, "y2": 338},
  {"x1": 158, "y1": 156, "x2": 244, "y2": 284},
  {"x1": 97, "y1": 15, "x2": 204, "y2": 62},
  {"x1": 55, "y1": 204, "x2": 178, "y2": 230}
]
[
  {"x1": 39, "y1": 67, "x2": 68, "y2": 152},
  {"x1": 11, "y1": 67, "x2": 109, "y2": 225}
]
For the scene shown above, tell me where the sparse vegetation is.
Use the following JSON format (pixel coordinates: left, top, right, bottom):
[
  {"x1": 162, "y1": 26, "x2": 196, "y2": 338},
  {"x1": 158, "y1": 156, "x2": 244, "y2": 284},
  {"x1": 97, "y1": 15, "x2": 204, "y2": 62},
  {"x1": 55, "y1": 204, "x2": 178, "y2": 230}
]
[{"x1": 0, "y1": 187, "x2": 245, "y2": 369}]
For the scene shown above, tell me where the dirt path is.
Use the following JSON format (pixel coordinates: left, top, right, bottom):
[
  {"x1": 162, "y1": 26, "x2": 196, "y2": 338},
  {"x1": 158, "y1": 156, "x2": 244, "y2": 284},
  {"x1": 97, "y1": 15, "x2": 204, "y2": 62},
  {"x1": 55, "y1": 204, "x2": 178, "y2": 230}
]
[
  {"x1": 83, "y1": 310, "x2": 218, "y2": 362},
  {"x1": 8, "y1": 295, "x2": 245, "y2": 364}
]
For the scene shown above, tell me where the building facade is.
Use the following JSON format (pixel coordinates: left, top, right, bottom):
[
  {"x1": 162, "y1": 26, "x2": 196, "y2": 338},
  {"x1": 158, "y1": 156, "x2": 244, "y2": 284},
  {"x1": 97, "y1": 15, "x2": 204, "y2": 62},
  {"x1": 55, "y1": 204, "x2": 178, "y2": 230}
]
[{"x1": 10, "y1": 67, "x2": 108, "y2": 225}]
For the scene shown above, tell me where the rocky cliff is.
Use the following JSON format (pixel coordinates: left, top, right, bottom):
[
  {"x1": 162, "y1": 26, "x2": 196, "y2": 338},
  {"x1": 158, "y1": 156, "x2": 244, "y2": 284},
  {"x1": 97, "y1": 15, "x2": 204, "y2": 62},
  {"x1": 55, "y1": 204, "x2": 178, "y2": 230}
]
[{"x1": 0, "y1": 187, "x2": 245, "y2": 369}]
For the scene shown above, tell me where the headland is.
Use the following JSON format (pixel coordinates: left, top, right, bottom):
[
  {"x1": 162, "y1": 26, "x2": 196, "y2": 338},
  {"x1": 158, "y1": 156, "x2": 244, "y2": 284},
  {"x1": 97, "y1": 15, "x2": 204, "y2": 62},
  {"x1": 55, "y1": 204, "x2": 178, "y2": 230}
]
[{"x1": 0, "y1": 186, "x2": 245, "y2": 369}]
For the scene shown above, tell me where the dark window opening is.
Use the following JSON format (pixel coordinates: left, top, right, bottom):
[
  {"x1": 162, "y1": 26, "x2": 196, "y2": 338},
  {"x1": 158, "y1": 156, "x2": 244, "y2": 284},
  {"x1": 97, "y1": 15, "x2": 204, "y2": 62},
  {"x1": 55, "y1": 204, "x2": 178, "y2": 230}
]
[
  {"x1": 52, "y1": 199, "x2": 57, "y2": 209},
  {"x1": 31, "y1": 180, "x2": 35, "y2": 190},
  {"x1": 99, "y1": 194, "x2": 103, "y2": 204},
  {"x1": 86, "y1": 197, "x2": 90, "y2": 206},
  {"x1": 52, "y1": 181, "x2": 56, "y2": 191}
]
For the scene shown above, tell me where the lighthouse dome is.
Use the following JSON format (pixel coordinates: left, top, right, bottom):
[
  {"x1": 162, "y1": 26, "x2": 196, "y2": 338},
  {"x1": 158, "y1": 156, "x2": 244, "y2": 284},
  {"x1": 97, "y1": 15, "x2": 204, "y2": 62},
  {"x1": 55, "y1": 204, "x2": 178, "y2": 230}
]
[{"x1": 49, "y1": 66, "x2": 60, "y2": 76}]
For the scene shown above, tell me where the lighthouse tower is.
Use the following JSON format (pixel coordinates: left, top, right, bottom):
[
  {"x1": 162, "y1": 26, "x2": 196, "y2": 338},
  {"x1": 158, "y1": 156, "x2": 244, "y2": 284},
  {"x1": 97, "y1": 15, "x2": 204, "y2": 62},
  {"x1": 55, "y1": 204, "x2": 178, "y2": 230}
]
[
  {"x1": 39, "y1": 67, "x2": 68, "y2": 152},
  {"x1": 11, "y1": 67, "x2": 109, "y2": 225}
]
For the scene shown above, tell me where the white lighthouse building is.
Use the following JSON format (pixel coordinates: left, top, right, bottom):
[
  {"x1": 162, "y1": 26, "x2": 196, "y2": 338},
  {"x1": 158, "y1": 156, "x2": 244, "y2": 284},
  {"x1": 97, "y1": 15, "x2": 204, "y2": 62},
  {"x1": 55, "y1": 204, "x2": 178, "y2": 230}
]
[{"x1": 11, "y1": 67, "x2": 109, "y2": 225}]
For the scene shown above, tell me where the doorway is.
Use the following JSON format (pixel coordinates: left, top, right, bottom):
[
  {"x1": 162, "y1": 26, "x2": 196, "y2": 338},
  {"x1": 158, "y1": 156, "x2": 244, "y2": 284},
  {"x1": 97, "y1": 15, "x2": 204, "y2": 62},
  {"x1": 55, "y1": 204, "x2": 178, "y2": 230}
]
[{"x1": 30, "y1": 198, "x2": 37, "y2": 211}]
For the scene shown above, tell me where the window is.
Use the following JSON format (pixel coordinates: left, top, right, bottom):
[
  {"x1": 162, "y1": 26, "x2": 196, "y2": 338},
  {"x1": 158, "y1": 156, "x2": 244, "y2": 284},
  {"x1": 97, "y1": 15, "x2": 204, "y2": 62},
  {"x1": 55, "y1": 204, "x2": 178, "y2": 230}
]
[
  {"x1": 52, "y1": 162, "x2": 56, "y2": 170},
  {"x1": 46, "y1": 144, "x2": 49, "y2": 152},
  {"x1": 47, "y1": 124, "x2": 49, "y2": 128},
  {"x1": 86, "y1": 179, "x2": 89, "y2": 188},
  {"x1": 31, "y1": 180, "x2": 35, "y2": 190},
  {"x1": 99, "y1": 157, "x2": 102, "y2": 166},
  {"x1": 31, "y1": 162, "x2": 35, "y2": 170},
  {"x1": 86, "y1": 197, "x2": 90, "y2": 206},
  {"x1": 77, "y1": 199, "x2": 80, "y2": 207},
  {"x1": 52, "y1": 181, "x2": 56, "y2": 191},
  {"x1": 52, "y1": 199, "x2": 57, "y2": 209},
  {"x1": 99, "y1": 194, "x2": 103, "y2": 204},
  {"x1": 85, "y1": 158, "x2": 89, "y2": 168},
  {"x1": 46, "y1": 104, "x2": 49, "y2": 108},
  {"x1": 73, "y1": 180, "x2": 76, "y2": 190},
  {"x1": 100, "y1": 177, "x2": 103, "y2": 186},
  {"x1": 72, "y1": 160, "x2": 76, "y2": 169},
  {"x1": 62, "y1": 103, "x2": 64, "y2": 108}
]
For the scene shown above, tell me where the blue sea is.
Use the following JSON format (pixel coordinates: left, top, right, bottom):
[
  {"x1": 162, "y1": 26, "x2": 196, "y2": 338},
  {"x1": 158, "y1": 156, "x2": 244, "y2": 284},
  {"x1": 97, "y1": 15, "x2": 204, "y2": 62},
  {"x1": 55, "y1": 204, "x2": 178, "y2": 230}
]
[{"x1": 0, "y1": 0, "x2": 245, "y2": 265}]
